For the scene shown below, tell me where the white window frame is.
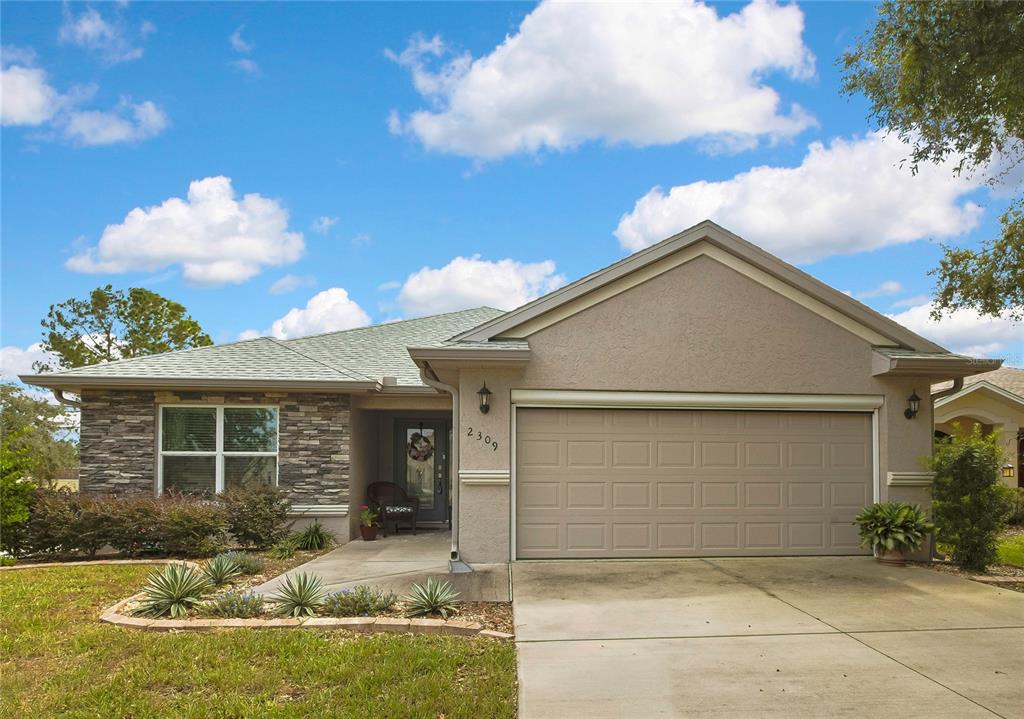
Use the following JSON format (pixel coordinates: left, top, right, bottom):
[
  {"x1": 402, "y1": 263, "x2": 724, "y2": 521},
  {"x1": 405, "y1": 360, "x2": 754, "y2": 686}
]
[{"x1": 157, "y1": 404, "x2": 280, "y2": 495}]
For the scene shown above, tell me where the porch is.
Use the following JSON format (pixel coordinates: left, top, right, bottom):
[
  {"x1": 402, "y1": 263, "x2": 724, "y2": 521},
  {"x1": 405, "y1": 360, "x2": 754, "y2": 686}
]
[{"x1": 255, "y1": 529, "x2": 510, "y2": 601}]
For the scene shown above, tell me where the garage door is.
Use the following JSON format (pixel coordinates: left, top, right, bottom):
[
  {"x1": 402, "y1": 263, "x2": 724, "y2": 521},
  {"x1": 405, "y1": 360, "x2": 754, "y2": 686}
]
[{"x1": 515, "y1": 408, "x2": 872, "y2": 558}]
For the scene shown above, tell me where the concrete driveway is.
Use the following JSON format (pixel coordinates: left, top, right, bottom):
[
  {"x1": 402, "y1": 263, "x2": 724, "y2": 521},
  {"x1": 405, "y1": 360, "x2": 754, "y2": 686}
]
[{"x1": 512, "y1": 558, "x2": 1024, "y2": 718}]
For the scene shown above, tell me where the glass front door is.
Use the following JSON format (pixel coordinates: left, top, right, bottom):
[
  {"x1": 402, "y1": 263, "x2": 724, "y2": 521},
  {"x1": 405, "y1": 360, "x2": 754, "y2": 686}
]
[{"x1": 394, "y1": 419, "x2": 449, "y2": 523}]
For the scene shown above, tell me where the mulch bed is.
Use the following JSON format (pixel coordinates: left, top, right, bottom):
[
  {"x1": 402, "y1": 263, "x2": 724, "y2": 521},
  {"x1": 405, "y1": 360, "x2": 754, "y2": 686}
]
[
  {"x1": 911, "y1": 558, "x2": 1024, "y2": 593},
  {"x1": 412, "y1": 602, "x2": 513, "y2": 634}
]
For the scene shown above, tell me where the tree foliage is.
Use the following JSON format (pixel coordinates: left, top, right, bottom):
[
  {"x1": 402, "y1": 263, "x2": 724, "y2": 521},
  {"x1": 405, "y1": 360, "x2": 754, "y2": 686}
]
[
  {"x1": 841, "y1": 1, "x2": 1024, "y2": 319},
  {"x1": 36, "y1": 285, "x2": 212, "y2": 372},
  {"x1": 1, "y1": 428, "x2": 37, "y2": 556},
  {"x1": 0, "y1": 383, "x2": 77, "y2": 483},
  {"x1": 930, "y1": 425, "x2": 1014, "y2": 572}
]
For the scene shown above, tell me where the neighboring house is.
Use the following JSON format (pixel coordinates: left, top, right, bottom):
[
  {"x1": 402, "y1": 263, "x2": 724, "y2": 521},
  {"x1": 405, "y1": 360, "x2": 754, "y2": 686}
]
[
  {"x1": 22, "y1": 221, "x2": 1001, "y2": 565},
  {"x1": 933, "y1": 367, "x2": 1024, "y2": 489}
]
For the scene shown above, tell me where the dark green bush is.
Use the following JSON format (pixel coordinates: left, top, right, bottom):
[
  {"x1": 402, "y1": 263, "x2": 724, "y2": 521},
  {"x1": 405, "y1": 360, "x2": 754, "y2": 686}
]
[
  {"x1": 1007, "y1": 487, "x2": 1024, "y2": 526},
  {"x1": 294, "y1": 520, "x2": 334, "y2": 551},
  {"x1": 24, "y1": 489, "x2": 79, "y2": 555},
  {"x1": 931, "y1": 426, "x2": 1015, "y2": 572},
  {"x1": 156, "y1": 493, "x2": 229, "y2": 557},
  {"x1": 219, "y1": 484, "x2": 291, "y2": 548},
  {"x1": 324, "y1": 585, "x2": 396, "y2": 617}
]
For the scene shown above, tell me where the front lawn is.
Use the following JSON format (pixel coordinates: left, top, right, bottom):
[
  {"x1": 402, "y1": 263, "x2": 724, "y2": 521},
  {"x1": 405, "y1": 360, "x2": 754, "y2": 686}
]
[
  {"x1": 0, "y1": 565, "x2": 517, "y2": 719},
  {"x1": 997, "y1": 532, "x2": 1024, "y2": 568}
]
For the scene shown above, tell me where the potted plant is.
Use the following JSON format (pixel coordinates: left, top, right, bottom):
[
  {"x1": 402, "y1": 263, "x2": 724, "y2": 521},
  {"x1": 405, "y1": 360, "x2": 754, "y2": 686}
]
[
  {"x1": 358, "y1": 505, "x2": 379, "y2": 541},
  {"x1": 854, "y1": 501, "x2": 933, "y2": 566}
]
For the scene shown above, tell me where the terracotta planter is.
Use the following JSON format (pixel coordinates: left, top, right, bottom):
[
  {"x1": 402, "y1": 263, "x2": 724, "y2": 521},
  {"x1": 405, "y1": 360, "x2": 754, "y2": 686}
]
[
  {"x1": 360, "y1": 525, "x2": 378, "y2": 541},
  {"x1": 874, "y1": 546, "x2": 907, "y2": 566}
]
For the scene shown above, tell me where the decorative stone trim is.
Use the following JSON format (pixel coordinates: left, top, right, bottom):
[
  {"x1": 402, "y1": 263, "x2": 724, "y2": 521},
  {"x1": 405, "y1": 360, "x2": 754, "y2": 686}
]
[
  {"x1": 459, "y1": 470, "x2": 511, "y2": 486},
  {"x1": 98, "y1": 596, "x2": 513, "y2": 640},
  {"x1": 288, "y1": 504, "x2": 349, "y2": 517},
  {"x1": 886, "y1": 471, "x2": 935, "y2": 487}
]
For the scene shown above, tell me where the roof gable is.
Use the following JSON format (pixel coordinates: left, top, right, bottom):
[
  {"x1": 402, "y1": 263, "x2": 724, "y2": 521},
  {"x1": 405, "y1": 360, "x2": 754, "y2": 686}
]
[{"x1": 452, "y1": 220, "x2": 946, "y2": 353}]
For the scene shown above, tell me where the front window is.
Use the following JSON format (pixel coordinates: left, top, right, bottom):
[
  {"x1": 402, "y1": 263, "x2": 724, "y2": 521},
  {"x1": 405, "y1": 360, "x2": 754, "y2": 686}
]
[{"x1": 159, "y1": 405, "x2": 278, "y2": 494}]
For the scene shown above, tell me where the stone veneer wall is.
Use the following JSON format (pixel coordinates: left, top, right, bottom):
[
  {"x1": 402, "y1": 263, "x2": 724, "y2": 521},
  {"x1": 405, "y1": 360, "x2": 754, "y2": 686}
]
[{"x1": 79, "y1": 390, "x2": 351, "y2": 506}]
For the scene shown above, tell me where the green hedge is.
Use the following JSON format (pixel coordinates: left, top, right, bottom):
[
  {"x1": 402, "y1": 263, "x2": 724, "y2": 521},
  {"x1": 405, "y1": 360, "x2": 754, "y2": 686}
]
[{"x1": 17, "y1": 485, "x2": 291, "y2": 559}]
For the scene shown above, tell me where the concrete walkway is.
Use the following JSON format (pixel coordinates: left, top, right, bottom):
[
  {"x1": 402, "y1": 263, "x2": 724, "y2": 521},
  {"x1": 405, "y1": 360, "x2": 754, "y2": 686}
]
[
  {"x1": 255, "y1": 529, "x2": 509, "y2": 601},
  {"x1": 513, "y1": 557, "x2": 1024, "y2": 718}
]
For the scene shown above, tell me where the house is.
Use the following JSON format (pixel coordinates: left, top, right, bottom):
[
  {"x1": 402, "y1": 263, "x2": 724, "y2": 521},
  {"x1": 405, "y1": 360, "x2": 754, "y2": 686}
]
[
  {"x1": 22, "y1": 221, "x2": 1002, "y2": 565},
  {"x1": 933, "y1": 367, "x2": 1024, "y2": 488}
]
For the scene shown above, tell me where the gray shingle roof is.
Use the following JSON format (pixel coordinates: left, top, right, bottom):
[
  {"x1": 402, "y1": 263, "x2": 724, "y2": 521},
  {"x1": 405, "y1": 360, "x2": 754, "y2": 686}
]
[
  {"x1": 933, "y1": 366, "x2": 1024, "y2": 399},
  {"x1": 27, "y1": 307, "x2": 505, "y2": 388}
]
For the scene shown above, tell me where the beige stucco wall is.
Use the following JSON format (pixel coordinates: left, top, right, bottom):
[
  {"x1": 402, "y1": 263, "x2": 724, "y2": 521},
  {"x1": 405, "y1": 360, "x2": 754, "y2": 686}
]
[
  {"x1": 451, "y1": 255, "x2": 941, "y2": 563},
  {"x1": 935, "y1": 390, "x2": 1023, "y2": 488}
]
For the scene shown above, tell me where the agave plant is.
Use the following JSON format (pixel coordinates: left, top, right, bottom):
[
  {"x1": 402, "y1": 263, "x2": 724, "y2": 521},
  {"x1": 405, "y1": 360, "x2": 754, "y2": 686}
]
[
  {"x1": 202, "y1": 554, "x2": 242, "y2": 586},
  {"x1": 294, "y1": 521, "x2": 334, "y2": 551},
  {"x1": 403, "y1": 577, "x2": 460, "y2": 619},
  {"x1": 269, "y1": 572, "x2": 326, "y2": 617},
  {"x1": 855, "y1": 501, "x2": 933, "y2": 553},
  {"x1": 132, "y1": 563, "x2": 213, "y2": 618}
]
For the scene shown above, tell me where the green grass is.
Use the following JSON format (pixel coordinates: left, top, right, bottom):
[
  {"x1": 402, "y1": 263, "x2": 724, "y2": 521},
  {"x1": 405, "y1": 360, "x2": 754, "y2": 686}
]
[
  {"x1": 0, "y1": 565, "x2": 517, "y2": 719},
  {"x1": 997, "y1": 533, "x2": 1024, "y2": 568}
]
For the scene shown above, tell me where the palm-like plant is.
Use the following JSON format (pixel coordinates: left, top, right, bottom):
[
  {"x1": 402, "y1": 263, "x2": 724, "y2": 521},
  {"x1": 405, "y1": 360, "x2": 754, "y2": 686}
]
[
  {"x1": 268, "y1": 572, "x2": 326, "y2": 617},
  {"x1": 202, "y1": 554, "x2": 242, "y2": 586},
  {"x1": 855, "y1": 502, "x2": 933, "y2": 554},
  {"x1": 294, "y1": 521, "x2": 334, "y2": 551},
  {"x1": 403, "y1": 577, "x2": 460, "y2": 619},
  {"x1": 132, "y1": 563, "x2": 213, "y2": 618}
]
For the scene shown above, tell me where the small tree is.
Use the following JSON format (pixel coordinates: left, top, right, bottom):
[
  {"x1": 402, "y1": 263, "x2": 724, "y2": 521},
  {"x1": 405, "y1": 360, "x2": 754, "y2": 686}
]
[
  {"x1": 930, "y1": 425, "x2": 1014, "y2": 572},
  {"x1": 1, "y1": 429, "x2": 38, "y2": 556}
]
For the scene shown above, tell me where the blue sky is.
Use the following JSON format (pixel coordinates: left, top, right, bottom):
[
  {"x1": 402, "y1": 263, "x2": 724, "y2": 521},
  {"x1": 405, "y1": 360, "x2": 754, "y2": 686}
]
[{"x1": 2, "y1": 1, "x2": 1020, "y2": 379}]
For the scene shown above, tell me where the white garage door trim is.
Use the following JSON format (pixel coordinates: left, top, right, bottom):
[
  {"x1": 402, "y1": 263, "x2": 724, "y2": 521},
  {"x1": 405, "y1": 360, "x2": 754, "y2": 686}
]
[{"x1": 509, "y1": 390, "x2": 883, "y2": 560}]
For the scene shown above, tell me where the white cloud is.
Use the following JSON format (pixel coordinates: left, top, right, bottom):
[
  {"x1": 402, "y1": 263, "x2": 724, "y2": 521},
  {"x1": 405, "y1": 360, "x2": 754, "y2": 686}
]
[
  {"x1": 269, "y1": 274, "x2": 315, "y2": 295},
  {"x1": 229, "y1": 25, "x2": 254, "y2": 53},
  {"x1": 267, "y1": 288, "x2": 371, "y2": 339},
  {"x1": 615, "y1": 131, "x2": 984, "y2": 262},
  {"x1": 388, "y1": 0, "x2": 816, "y2": 160},
  {"x1": 377, "y1": 280, "x2": 401, "y2": 292},
  {"x1": 311, "y1": 216, "x2": 338, "y2": 234},
  {"x1": 888, "y1": 303, "x2": 1022, "y2": 358},
  {"x1": 229, "y1": 58, "x2": 261, "y2": 77},
  {"x1": 890, "y1": 294, "x2": 932, "y2": 309},
  {"x1": 397, "y1": 255, "x2": 565, "y2": 316},
  {"x1": 62, "y1": 99, "x2": 168, "y2": 146},
  {"x1": 857, "y1": 281, "x2": 903, "y2": 299},
  {"x1": 0, "y1": 342, "x2": 56, "y2": 380},
  {"x1": 0, "y1": 63, "x2": 62, "y2": 125},
  {"x1": 66, "y1": 176, "x2": 305, "y2": 285},
  {"x1": 59, "y1": 6, "x2": 148, "y2": 64},
  {"x1": 351, "y1": 232, "x2": 372, "y2": 247}
]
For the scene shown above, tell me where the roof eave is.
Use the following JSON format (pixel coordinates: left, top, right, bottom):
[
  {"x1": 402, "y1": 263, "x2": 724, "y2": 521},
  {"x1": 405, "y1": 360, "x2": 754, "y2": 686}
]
[
  {"x1": 871, "y1": 354, "x2": 1003, "y2": 378},
  {"x1": 18, "y1": 374, "x2": 382, "y2": 393},
  {"x1": 407, "y1": 345, "x2": 531, "y2": 370}
]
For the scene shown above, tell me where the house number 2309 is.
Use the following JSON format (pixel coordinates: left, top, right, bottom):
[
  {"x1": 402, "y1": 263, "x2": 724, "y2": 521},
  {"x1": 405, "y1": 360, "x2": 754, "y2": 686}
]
[{"x1": 466, "y1": 426, "x2": 499, "y2": 451}]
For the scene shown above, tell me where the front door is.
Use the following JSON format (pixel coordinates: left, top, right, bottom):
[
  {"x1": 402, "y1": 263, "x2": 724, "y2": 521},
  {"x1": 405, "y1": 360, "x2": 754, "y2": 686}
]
[{"x1": 394, "y1": 419, "x2": 450, "y2": 523}]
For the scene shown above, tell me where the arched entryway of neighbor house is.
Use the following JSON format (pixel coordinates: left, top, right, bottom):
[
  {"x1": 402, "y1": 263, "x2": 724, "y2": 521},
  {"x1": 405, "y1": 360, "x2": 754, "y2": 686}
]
[
  {"x1": 348, "y1": 396, "x2": 456, "y2": 541},
  {"x1": 934, "y1": 406, "x2": 1022, "y2": 489}
]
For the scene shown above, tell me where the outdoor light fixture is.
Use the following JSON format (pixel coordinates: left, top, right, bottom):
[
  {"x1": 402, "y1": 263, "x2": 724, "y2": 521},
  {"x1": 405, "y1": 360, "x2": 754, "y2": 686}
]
[
  {"x1": 1003, "y1": 463, "x2": 1015, "y2": 479},
  {"x1": 904, "y1": 390, "x2": 921, "y2": 420},
  {"x1": 477, "y1": 382, "x2": 492, "y2": 414}
]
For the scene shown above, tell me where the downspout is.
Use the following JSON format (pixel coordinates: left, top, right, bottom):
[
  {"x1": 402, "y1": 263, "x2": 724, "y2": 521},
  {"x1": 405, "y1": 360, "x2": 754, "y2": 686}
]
[
  {"x1": 52, "y1": 389, "x2": 82, "y2": 408},
  {"x1": 418, "y1": 363, "x2": 472, "y2": 573}
]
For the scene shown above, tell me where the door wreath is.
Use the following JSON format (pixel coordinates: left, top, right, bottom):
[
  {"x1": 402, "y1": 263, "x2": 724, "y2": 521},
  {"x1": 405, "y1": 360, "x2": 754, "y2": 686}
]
[{"x1": 407, "y1": 431, "x2": 434, "y2": 462}]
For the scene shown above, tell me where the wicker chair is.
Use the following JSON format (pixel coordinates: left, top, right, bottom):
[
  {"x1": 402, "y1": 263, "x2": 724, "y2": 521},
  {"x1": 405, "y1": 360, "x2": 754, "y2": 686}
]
[{"x1": 366, "y1": 481, "x2": 419, "y2": 536}]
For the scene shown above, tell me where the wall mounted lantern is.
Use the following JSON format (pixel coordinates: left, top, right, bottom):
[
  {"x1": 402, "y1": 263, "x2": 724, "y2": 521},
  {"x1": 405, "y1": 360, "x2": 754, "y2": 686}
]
[
  {"x1": 1003, "y1": 463, "x2": 1015, "y2": 479},
  {"x1": 904, "y1": 390, "x2": 921, "y2": 420},
  {"x1": 477, "y1": 382, "x2": 492, "y2": 415}
]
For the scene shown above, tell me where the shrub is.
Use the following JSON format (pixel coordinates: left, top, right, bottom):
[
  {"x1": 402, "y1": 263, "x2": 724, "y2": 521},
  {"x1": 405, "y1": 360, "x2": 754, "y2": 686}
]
[
  {"x1": 216, "y1": 551, "x2": 265, "y2": 575},
  {"x1": 101, "y1": 496, "x2": 162, "y2": 557},
  {"x1": 1007, "y1": 487, "x2": 1024, "y2": 526},
  {"x1": 155, "y1": 492, "x2": 229, "y2": 557},
  {"x1": 220, "y1": 484, "x2": 291, "y2": 548},
  {"x1": 855, "y1": 502, "x2": 933, "y2": 554},
  {"x1": 403, "y1": 578, "x2": 460, "y2": 619},
  {"x1": 24, "y1": 489, "x2": 79, "y2": 555},
  {"x1": 323, "y1": 585, "x2": 397, "y2": 617},
  {"x1": 294, "y1": 521, "x2": 334, "y2": 551},
  {"x1": 202, "y1": 554, "x2": 242, "y2": 586},
  {"x1": 930, "y1": 426, "x2": 1015, "y2": 572},
  {"x1": 268, "y1": 572, "x2": 325, "y2": 617},
  {"x1": 267, "y1": 535, "x2": 299, "y2": 559},
  {"x1": 199, "y1": 590, "x2": 264, "y2": 618},
  {"x1": 0, "y1": 458, "x2": 35, "y2": 557},
  {"x1": 132, "y1": 563, "x2": 212, "y2": 618}
]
